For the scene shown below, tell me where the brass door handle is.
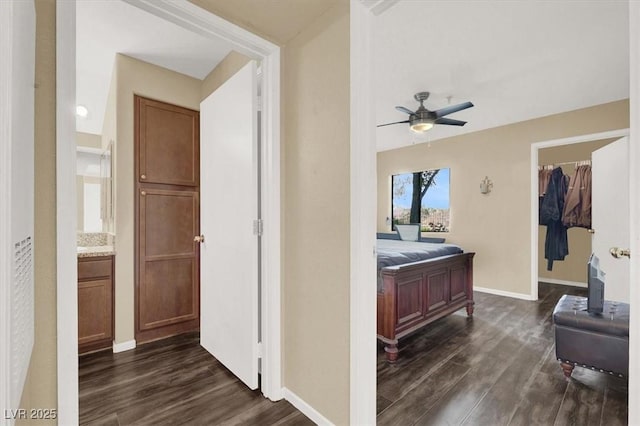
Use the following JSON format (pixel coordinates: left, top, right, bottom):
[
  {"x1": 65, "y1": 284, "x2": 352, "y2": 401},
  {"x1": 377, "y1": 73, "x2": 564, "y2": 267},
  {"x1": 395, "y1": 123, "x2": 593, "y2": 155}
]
[
  {"x1": 610, "y1": 247, "x2": 630, "y2": 259},
  {"x1": 194, "y1": 235, "x2": 205, "y2": 243},
  {"x1": 588, "y1": 228, "x2": 595, "y2": 234}
]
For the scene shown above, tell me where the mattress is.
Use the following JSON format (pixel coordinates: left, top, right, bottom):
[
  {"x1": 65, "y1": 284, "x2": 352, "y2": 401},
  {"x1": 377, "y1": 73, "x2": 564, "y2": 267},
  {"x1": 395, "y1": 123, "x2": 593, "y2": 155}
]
[{"x1": 376, "y1": 239, "x2": 463, "y2": 291}]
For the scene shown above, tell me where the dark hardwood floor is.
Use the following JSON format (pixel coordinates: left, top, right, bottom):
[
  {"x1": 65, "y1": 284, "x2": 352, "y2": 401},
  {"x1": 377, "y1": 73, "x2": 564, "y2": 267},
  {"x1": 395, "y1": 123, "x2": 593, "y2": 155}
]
[
  {"x1": 78, "y1": 333, "x2": 313, "y2": 426},
  {"x1": 80, "y1": 283, "x2": 627, "y2": 425},
  {"x1": 377, "y1": 282, "x2": 628, "y2": 425}
]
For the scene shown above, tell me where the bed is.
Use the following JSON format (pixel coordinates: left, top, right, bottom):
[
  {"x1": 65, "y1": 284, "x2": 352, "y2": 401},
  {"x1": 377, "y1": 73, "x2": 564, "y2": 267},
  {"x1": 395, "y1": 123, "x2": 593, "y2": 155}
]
[{"x1": 377, "y1": 238, "x2": 475, "y2": 362}]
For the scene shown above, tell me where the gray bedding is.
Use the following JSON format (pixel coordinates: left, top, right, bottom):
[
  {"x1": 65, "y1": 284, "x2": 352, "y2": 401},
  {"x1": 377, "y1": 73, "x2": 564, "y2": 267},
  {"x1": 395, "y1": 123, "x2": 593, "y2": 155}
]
[{"x1": 377, "y1": 239, "x2": 463, "y2": 291}]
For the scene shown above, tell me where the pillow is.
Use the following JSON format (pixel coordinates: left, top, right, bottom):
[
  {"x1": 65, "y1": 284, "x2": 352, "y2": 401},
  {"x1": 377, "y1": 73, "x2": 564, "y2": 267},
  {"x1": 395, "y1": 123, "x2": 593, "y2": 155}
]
[
  {"x1": 376, "y1": 232, "x2": 400, "y2": 240},
  {"x1": 395, "y1": 224, "x2": 421, "y2": 241},
  {"x1": 421, "y1": 237, "x2": 446, "y2": 243}
]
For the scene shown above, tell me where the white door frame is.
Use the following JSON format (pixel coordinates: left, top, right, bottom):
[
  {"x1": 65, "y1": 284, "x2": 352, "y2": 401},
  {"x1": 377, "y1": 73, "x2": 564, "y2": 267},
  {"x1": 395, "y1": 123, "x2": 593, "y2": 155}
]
[
  {"x1": 56, "y1": 0, "x2": 282, "y2": 421},
  {"x1": 628, "y1": 2, "x2": 639, "y2": 423},
  {"x1": 351, "y1": 0, "x2": 639, "y2": 424},
  {"x1": 529, "y1": 128, "x2": 629, "y2": 301},
  {"x1": 56, "y1": 2, "x2": 79, "y2": 424},
  {"x1": 350, "y1": 1, "x2": 386, "y2": 424}
]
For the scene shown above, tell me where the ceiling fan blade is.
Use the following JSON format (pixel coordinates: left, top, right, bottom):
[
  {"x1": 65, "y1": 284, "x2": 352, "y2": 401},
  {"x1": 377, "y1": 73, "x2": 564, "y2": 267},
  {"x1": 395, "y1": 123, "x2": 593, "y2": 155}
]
[
  {"x1": 395, "y1": 106, "x2": 415, "y2": 115},
  {"x1": 434, "y1": 101, "x2": 474, "y2": 118},
  {"x1": 377, "y1": 120, "x2": 410, "y2": 128},
  {"x1": 434, "y1": 117, "x2": 467, "y2": 126}
]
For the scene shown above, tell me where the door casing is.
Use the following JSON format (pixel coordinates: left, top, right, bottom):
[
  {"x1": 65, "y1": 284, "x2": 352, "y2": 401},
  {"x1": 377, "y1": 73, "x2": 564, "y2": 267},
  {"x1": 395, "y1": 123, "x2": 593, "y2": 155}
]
[
  {"x1": 56, "y1": 1, "x2": 282, "y2": 422},
  {"x1": 530, "y1": 128, "x2": 630, "y2": 301},
  {"x1": 349, "y1": 2, "x2": 638, "y2": 425}
]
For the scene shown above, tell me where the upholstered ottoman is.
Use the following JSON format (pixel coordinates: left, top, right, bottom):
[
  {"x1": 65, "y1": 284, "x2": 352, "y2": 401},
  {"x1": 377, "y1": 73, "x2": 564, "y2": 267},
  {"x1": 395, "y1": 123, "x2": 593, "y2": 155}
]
[{"x1": 553, "y1": 295, "x2": 629, "y2": 378}]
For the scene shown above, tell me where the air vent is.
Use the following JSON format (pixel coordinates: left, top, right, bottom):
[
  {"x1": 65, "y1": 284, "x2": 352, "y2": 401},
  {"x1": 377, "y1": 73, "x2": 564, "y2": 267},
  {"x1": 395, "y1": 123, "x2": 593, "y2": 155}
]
[{"x1": 10, "y1": 236, "x2": 33, "y2": 408}]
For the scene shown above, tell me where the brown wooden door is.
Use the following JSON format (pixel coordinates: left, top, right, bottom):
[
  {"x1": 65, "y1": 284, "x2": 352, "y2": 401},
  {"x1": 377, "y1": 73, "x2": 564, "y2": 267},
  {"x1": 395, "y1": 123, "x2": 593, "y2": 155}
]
[{"x1": 135, "y1": 96, "x2": 200, "y2": 343}]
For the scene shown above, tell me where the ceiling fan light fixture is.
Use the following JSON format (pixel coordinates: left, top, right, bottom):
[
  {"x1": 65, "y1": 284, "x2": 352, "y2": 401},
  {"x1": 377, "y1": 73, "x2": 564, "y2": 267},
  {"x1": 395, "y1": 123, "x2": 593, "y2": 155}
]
[
  {"x1": 377, "y1": 91, "x2": 473, "y2": 131},
  {"x1": 410, "y1": 118, "x2": 434, "y2": 133}
]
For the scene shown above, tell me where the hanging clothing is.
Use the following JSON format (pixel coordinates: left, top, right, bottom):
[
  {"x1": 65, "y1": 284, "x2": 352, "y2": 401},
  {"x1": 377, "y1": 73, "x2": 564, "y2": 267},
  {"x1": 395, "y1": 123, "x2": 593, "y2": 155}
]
[
  {"x1": 562, "y1": 164, "x2": 592, "y2": 229},
  {"x1": 540, "y1": 167, "x2": 569, "y2": 271},
  {"x1": 538, "y1": 168, "x2": 552, "y2": 197},
  {"x1": 538, "y1": 168, "x2": 553, "y2": 225}
]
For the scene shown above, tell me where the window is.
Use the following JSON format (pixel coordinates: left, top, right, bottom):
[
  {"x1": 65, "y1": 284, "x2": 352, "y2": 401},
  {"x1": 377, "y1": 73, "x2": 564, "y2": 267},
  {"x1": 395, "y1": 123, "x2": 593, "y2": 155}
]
[{"x1": 392, "y1": 168, "x2": 450, "y2": 232}]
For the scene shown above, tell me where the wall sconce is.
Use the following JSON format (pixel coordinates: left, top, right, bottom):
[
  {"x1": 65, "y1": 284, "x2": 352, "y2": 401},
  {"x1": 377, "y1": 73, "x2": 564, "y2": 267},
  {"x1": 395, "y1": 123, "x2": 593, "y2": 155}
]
[{"x1": 480, "y1": 176, "x2": 493, "y2": 194}]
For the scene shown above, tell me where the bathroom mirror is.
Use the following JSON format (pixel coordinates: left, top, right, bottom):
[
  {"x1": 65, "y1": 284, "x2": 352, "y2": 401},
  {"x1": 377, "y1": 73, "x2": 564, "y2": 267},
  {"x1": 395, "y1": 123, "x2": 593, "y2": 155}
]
[{"x1": 76, "y1": 142, "x2": 113, "y2": 232}]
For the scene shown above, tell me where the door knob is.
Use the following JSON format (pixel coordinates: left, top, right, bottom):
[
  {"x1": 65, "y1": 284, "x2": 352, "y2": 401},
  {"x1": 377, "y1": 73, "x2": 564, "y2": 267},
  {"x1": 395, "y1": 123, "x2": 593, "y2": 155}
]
[
  {"x1": 610, "y1": 247, "x2": 630, "y2": 259},
  {"x1": 194, "y1": 235, "x2": 205, "y2": 243}
]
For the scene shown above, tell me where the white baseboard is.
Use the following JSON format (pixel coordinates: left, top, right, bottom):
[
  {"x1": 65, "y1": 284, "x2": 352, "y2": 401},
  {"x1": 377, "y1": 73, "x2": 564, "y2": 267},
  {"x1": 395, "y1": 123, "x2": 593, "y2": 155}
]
[
  {"x1": 282, "y1": 387, "x2": 334, "y2": 426},
  {"x1": 538, "y1": 278, "x2": 587, "y2": 288},
  {"x1": 474, "y1": 286, "x2": 536, "y2": 301},
  {"x1": 112, "y1": 339, "x2": 136, "y2": 353}
]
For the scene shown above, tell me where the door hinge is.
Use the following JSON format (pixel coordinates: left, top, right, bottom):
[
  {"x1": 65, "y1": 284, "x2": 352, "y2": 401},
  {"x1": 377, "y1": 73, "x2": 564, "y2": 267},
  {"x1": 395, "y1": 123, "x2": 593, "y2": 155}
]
[
  {"x1": 257, "y1": 341, "x2": 263, "y2": 359},
  {"x1": 253, "y1": 219, "x2": 263, "y2": 236}
]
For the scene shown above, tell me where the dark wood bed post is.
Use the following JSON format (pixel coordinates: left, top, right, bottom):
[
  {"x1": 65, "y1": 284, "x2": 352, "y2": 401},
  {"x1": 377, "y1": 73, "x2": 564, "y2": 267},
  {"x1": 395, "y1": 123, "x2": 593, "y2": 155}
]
[
  {"x1": 466, "y1": 254, "x2": 475, "y2": 316},
  {"x1": 466, "y1": 302, "x2": 475, "y2": 316},
  {"x1": 560, "y1": 362, "x2": 575, "y2": 378},
  {"x1": 384, "y1": 342, "x2": 399, "y2": 363},
  {"x1": 379, "y1": 272, "x2": 399, "y2": 363}
]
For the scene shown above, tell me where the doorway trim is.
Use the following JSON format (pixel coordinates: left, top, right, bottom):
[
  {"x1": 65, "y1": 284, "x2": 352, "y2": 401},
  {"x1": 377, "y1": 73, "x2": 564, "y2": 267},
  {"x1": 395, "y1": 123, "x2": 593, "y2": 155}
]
[
  {"x1": 529, "y1": 128, "x2": 629, "y2": 301},
  {"x1": 350, "y1": 1, "x2": 379, "y2": 425},
  {"x1": 352, "y1": 0, "x2": 639, "y2": 423},
  {"x1": 57, "y1": 0, "x2": 282, "y2": 421},
  {"x1": 628, "y1": 3, "x2": 639, "y2": 423}
]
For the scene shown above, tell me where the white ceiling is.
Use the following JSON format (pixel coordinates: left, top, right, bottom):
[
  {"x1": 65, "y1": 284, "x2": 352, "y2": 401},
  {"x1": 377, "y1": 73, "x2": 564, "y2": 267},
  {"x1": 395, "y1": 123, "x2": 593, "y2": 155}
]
[
  {"x1": 374, "y1": 1, "x2": 629, "y2": 152},
  {"x1": 76, "y1": 0, "x2": 233, "y2": 135}
]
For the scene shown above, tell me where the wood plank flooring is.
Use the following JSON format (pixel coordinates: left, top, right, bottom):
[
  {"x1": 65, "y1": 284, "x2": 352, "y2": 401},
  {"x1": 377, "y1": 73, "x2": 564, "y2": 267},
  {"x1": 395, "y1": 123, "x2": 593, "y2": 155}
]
[
  {"x1": 377, "y1": 282, "x2": 628, "y2": 426},
  {"x1": 80, "y1": 283, "x2": 627, "y2": 425},
  {"x1": 78, "y1": 333, "x2": 313, "y2": 425}
]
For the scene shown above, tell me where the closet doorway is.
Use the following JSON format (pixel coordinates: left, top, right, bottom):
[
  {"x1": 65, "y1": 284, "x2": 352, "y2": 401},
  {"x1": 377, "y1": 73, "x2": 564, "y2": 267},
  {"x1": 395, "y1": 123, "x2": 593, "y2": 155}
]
[{"x1": 530, "y1": 129, "x2": 630, "y2": 301}]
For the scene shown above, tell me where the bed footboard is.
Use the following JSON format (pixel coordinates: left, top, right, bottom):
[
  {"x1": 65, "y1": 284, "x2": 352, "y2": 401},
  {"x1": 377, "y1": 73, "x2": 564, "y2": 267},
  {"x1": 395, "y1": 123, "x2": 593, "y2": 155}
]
[{"x1": 377, "y1": 252, "x2": 475, "y2": 363}]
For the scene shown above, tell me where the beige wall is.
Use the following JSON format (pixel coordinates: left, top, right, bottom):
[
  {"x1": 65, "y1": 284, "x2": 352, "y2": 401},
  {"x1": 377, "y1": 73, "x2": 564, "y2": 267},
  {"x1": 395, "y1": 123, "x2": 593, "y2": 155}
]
[
  {"x1": 538, "y1": 139, "x2": 616, "y2": 284},
  {"x1": 201, "y1": 51, "x2": 251, "y2": 100},
  {"x1": 113, "y1": 54, "x2": 202, "y2": 344},
  {"x1": 19, "y1": 0, "x2": 57, "y2": 424},
  {"x1": 282, "y1": 2, "x2": 350, "y2": 423},
  {"x1": 189, "y1": 0, "x2": 340, "y2": 45},
  {"x1": 378, "y1": 100, "x2": 629, "y2": 296}
]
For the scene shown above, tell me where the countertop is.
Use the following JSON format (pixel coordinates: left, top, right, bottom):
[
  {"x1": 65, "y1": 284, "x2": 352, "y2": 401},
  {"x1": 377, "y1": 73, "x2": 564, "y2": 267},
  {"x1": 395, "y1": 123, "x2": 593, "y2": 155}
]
[{"x1": 77, "y1": 245, "x2": 115, "y2": 258}]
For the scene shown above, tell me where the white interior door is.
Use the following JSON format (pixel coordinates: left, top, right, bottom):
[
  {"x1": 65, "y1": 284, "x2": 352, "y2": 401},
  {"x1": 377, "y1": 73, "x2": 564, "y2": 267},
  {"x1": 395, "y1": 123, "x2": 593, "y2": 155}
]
[
  {"x1": 592, "y1": 136, "x2": 630, "y2": 303},
  {"x1": 200, "y1": 61, "x2": 259, "y2": 389}
]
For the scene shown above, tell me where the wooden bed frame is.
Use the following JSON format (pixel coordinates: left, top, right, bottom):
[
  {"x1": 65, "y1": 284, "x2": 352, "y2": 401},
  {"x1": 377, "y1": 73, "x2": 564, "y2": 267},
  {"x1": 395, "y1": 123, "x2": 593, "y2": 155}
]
[{"x1": 377, "y1": 252, "x2": 475, "y2": 362}]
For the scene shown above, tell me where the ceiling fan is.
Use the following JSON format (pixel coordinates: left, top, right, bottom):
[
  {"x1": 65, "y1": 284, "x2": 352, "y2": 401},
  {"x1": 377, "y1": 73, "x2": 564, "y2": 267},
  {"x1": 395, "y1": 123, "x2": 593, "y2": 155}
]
[{"x1": 378, "y1": 91, "x2": 474, "y2": 133}]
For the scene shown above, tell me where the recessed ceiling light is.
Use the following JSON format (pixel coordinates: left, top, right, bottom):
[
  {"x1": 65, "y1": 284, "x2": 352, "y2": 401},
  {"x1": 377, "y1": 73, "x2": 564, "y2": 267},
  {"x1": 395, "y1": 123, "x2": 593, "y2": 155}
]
[{"x1": 76, "y1": 105, "x2": 89, "y2": 118}]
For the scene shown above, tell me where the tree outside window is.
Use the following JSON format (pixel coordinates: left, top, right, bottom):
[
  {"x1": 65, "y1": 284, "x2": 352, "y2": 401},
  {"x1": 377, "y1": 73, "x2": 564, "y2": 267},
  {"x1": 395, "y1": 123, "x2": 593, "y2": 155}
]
[{"x1": 392, "y1": 168, "x2": 450, "y2": 232}]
